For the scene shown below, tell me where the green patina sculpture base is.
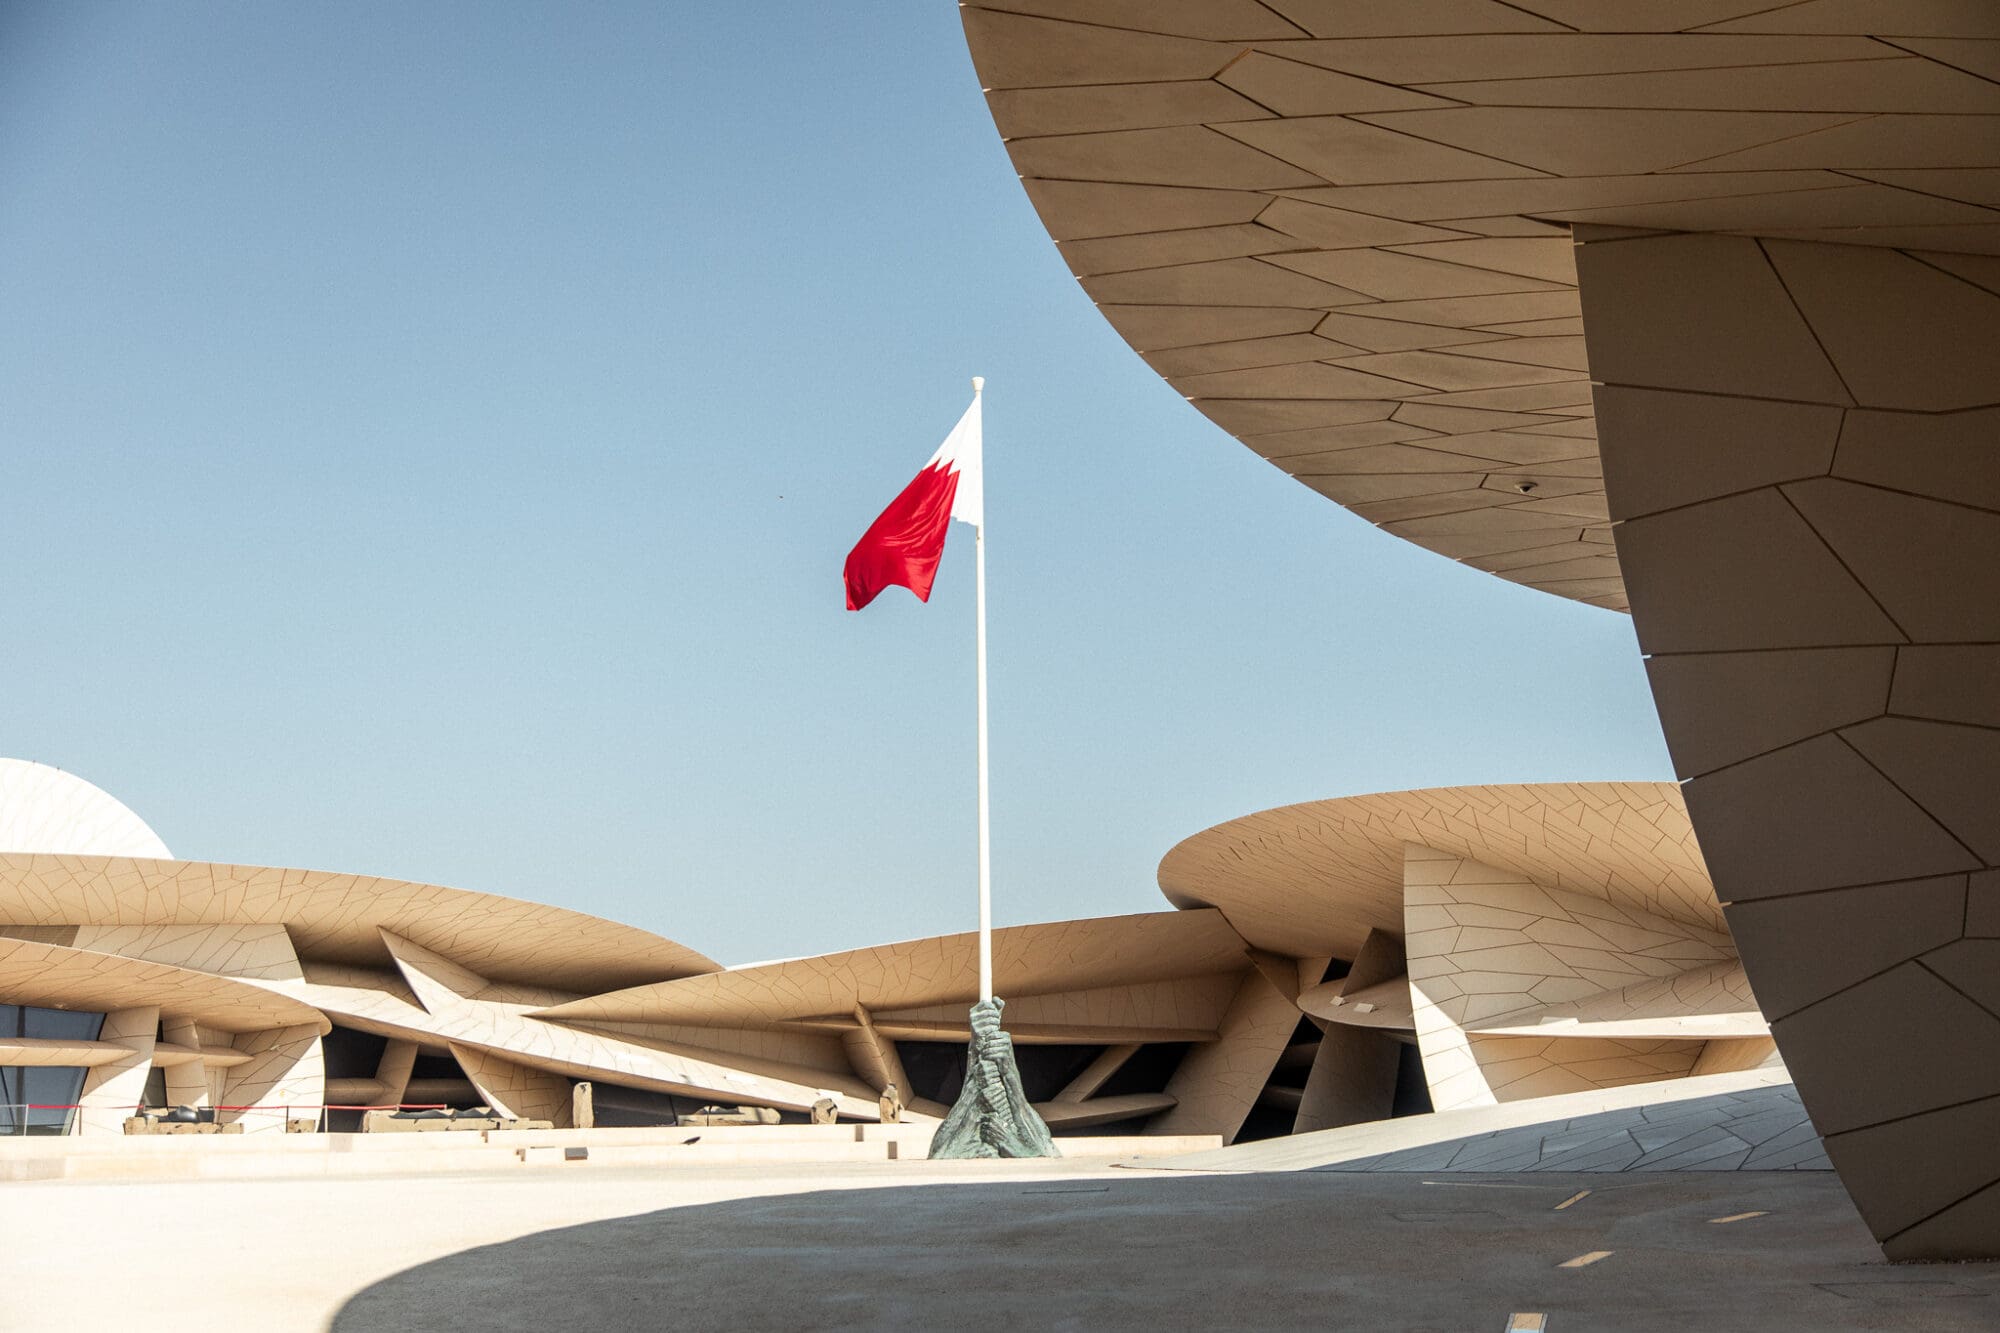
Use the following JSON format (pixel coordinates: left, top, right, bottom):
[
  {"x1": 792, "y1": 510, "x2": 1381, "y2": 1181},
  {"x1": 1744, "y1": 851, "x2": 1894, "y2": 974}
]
[{"x1": 926, "y1": 996, "x2": 1059, "y2": 1159}]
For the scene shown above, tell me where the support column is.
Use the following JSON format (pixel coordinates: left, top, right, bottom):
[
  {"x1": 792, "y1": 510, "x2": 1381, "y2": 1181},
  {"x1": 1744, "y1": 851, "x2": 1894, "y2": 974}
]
[
  {"x1": 160, "y1": 1016, "x2": 209, "y2": 1111},
  {"x1": 1151, "y1": 967, "x2": 1296, "y2": 1142},
  {"x1": 1053, "y1": 1044, "x2": 1139, "y2": 1104},
  {"x1": 219, "y1": 1024, "x2": 324, "y2": 1135},
  {"x1": 449, "y1": 1043, "x2": 571, "y2": 1127},
  {"x1": 75, "y1": 1007, "x2": 157, "y2": 1135},
  {"x1": 374, "y1": 1039, "x2": 417, "y2": 1110},
  {"x1": 1294, "y1": 1024, "x2": 1399, "y2": 1134},
  {"x1": 840, "y1": 1006, "x2": 912, "y2": 1105},
  {"x1": 1580, "y1": 227, "x2": 2000, "y2": 1261}
]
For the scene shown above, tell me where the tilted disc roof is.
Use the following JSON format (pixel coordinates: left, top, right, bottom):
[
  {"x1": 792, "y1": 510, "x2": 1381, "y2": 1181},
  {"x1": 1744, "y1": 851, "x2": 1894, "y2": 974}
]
[
  {"x1": 1157, "y1": 781, "x2": 1713, "y2": 958},
  {"x1": 537, "y1": 908, "x2": 1249, "y2": 1026},
  {"x1": 0, "y1": 854, "x2": 717, "y2": 993},
  {"x1": 962, "y1": 1, "x2": 2000, "y2": 609},
  {"x1": 0, "y1": 936, "x2": 330, "y2": 1034}
]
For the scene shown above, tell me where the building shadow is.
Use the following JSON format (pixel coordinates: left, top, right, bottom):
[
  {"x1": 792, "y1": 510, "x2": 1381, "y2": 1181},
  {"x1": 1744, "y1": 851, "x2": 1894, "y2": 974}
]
[
  {"x1": 330, "y1": 1169, "x2": 1992, "y2": 1333},
  {"x1": 1316, "y1": 1084, "x2": 1831, "y2": 1174}
]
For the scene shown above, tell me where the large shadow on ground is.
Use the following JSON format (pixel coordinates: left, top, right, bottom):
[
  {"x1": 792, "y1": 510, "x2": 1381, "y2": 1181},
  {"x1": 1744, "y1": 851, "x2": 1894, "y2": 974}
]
[{"x1": 331, "y1": 1171, "x2": 2000, "y2": 1332}]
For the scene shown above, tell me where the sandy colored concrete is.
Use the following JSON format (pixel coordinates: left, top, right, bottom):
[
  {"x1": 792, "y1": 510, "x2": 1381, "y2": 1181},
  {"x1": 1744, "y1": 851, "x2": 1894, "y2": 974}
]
[
  {"x1": 0, "y1": 1123, "x2": 1219, "y2": 1182},
  {"x1": 6, "y1": 1163, "x2": 1999, "y2": 1332},
  {"x1": 0, "y1": 1158, "x2": 1112, "y2": 1332}
]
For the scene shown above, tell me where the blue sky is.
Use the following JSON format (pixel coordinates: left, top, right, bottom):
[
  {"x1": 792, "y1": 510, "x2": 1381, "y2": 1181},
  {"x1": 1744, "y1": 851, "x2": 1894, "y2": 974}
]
[{"x1": 0, "y1": 2, "x2": 1670, "y2": 965}]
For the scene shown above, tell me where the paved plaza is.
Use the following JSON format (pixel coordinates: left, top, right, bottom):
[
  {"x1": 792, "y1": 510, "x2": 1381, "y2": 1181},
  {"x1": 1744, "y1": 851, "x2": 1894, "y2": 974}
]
[{"x1": 7, "y1": 1158, "x2": 1997, "y2": 1332}]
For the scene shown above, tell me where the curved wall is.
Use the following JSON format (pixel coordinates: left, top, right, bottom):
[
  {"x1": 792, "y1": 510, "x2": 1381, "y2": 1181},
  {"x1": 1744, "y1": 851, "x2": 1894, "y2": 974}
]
[{"x1": 1581, "y1": 226, "x2": 2000, "y2": 1261}]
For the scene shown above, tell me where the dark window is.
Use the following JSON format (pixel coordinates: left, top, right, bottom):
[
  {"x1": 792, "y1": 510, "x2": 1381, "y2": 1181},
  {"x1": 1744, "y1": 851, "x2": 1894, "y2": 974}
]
[
  {"x1": 894, "y1": 1040, "x2": 968, "y2": 1106},
  {"x1": 319, "y1": 1025, "x2": 389, "y2": 1080},
  {"x1": 0, "y1": 1006, "x2": 107, "y2": 1135},
  {"x1": 0, "y1": 1065, "x2": 92, "y2": 1135},
  {"x1": 1094, "y1": 1043, "x2": 1189, "y2": 1099},
  {"x1": 893, "y1": 1040, "x2": 1104, "y2": 1105},
  {"x1": 585, "y1": 1083, "x2": 686, "y2": 1128}
]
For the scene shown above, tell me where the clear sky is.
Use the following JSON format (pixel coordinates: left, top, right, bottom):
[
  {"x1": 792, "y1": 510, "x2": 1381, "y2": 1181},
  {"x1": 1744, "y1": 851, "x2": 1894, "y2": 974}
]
[{"x1": 1, "y1": 2, "x2": 1671, "y2": 966}]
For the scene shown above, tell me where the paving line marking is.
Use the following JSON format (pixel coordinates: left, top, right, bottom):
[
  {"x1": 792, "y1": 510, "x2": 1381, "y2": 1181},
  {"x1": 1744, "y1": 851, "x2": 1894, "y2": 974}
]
[
  {"x1": 1709, "y1": 1210, "x2": 1769, "y2": 1224},
  {"x1": 1559, "y1": 1250, "x2": 1614, "y2": 1269},
  {"x1": 1507, "y1": 1315, "x2": 1548, "y2": 1331},
  {"x1": 1554, "y1": 1190, "x2": 1591, "y2": 1210}
]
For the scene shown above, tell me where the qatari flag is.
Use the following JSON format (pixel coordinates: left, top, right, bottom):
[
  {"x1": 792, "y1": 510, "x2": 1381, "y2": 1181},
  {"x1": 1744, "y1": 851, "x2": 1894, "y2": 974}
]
[{"x1": 843, "y1": 388, "x2": 984, "y2": 611}]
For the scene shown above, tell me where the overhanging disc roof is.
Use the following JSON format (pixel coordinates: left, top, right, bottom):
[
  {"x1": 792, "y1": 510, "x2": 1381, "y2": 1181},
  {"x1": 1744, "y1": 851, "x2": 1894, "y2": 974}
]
[
  {"x1": 963, "y1": 1, "x2": 2000, "y2": 610},
  {"x1": 1157, "y1": 782, "x2": 1713, "y2": 959},
  {"x1": 537, "y1": 908, "x2": 1248, "y2": 1026},
  {"x1": 0, "y1": 855, "x2": 717, "y2": 993},
  {"x1": 0, "y1": 937, "x2": 330, "y2": 1034}
]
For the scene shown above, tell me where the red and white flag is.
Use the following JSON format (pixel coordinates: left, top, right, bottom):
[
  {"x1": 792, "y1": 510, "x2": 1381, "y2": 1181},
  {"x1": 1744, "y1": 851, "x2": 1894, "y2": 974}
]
[{"x1": 843, "y1": 389, "x2": 983, "y2": 611}]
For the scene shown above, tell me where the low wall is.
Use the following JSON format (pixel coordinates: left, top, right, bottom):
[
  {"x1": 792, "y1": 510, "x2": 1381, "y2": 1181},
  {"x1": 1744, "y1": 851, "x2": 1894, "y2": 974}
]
[{"x1": 0, "y1": 1122, "x2": 1221, "y2": 1182}]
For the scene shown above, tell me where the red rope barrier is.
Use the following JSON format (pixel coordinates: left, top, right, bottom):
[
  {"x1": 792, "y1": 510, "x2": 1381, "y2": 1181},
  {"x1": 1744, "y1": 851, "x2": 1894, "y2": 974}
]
[{"x1": 0, "y1": 1103, "x2": 453, "y2": 1113}]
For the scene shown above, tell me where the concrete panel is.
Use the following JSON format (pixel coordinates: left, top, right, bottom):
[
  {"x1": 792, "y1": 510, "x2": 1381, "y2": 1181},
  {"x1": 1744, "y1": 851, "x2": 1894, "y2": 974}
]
[
  {"x1": 1617, "y1": 492, "x2": 1901, "y2": 654},
  {"x1": 1644, "y1": 648, "x2": 1893, "y2": 777},
  {"x1": 1762, "y1": 239, "x2": 2000, "y2": 410},
  {"x1": 1588, "y1": 228, "x2": 2000, "y2": 1260},
  {"x1": 1596, "y1": 388, "x2": 1840, "y2": 520},
  {"x1": 1772, "y1": 965, "x2": 2000, "y2": 1138},
  {"x1": 1683, "y1": 737, "x2": 1981, "y2": 901},
  {"x1": 1294, "y1": 1023, "x2": 1401, "y2": 1133},
  {"x1": 222, "y1": 1024, "x2": 325, "y2": 1135},
  {"x1": 1832, "y1": 1088, "x2": 2000, "y2": 1232},
  {"x1": 1842, "y1": 718, "x2": 2000, "y2": 863},
  {"x1": 1577, "y1": 231, "x2": 1848, "y2": 402},
  {"x1": 451, "y1": 1043, "x2": 572, "y2": 1128},
  {"x1": 1835, "y1": 405, "x2": 2000, "y2": 511},
  {"x1": 1784, "y1": 477, "x2": 2000, "y2": 642},
  {"x1": 1151, "y1": 969, "x2": 1298, "y2": 1143},
  {"x1": 75, "y1": 1006, "x2": 157, "y2": 1136},
  {"x1": 1722, "y1": 877, "x2": 1967, "y2": 1019},
  {"x1": 1891, "y1": 646, "x2": 2000, "y2": 728}
]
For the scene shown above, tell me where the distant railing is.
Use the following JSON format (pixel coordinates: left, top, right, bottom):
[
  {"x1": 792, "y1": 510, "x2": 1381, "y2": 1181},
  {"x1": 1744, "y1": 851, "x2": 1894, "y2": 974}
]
[{"x1": 0, "y1": 1103, "x2": 454, "y2": 1135}]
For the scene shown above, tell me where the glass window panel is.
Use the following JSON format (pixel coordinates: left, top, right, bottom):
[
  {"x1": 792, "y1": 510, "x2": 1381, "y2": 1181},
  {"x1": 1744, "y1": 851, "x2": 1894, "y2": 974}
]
[
  {"x1": 0, "y1": 1065, "x2": 88, "y2": 1135},
  {"x1": 23, "y1": 1007, "x2": 104, "y2": 1042},
  {"x1": 21, "y1": 1065, "x2": 84, "y2": 1134}
]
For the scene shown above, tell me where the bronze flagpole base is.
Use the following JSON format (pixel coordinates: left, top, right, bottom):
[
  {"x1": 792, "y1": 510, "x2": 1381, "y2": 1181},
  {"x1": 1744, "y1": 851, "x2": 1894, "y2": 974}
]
[{"x1": 926, "y1": 996, "x2": 1058, "y2": 1159}]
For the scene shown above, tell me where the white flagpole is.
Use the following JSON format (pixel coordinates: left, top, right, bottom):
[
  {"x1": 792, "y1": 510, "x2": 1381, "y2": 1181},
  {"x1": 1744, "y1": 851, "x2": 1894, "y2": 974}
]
[{"x1": 971, "y1": 375, "x2": 992, "y2": 1004}]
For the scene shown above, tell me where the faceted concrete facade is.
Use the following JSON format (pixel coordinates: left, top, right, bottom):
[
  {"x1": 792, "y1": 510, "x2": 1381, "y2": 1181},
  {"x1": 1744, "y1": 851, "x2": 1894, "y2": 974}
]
[
  {"x1": 1580, "y1": 228, "x2": 2000, "y2": 1261},
  {"x1": 1161, "y1": 784, "x2": 1778, "y2": 1126},
  {"x1": 965, "y1": 0, "x2": 2000, "y2": 612},
  {"x1": 963, "y1": 0, "x2": 2000, "y2": 1260}
]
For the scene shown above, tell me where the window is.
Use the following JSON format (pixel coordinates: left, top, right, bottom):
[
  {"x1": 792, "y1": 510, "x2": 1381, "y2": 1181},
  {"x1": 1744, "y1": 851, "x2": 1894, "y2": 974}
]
[{"x1": 0, "y1": 1004, "x2": 108, "y2": 1136}]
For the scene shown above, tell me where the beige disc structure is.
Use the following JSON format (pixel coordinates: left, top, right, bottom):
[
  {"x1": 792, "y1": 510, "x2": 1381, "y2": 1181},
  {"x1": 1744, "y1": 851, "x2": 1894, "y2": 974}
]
[
  {"x1": 0, "y1": 843, "x2": 1323, "y2": 1139},
  {"x1": 0, "y1": 759, "x2": 172, "y2": 860},
  {"x1": 1161, "y1": 783, "x2": 1769, "y2": 1116},
  {"x1": 0, "y1": 853, "x2": 725, "y2": 1132},
  {"x1": 0, "y1": 764, "x2": 1808, "y2": 1149},
  {"x1": 542, "y1": 909, "x2": 1289, "y2": 1132},
  {"x1": 0, "y1": 854, "x2": 717, "y2": 993},
  {"x1": 963, "y1": 0, "x2": 2000, "y2": 1259}
]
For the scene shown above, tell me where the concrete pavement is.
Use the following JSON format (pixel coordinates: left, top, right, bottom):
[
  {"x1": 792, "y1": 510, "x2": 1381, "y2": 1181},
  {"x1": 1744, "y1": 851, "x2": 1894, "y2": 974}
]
[{"x1": 6, "y1": 1159, "x2": 1997, "y2": 1331}]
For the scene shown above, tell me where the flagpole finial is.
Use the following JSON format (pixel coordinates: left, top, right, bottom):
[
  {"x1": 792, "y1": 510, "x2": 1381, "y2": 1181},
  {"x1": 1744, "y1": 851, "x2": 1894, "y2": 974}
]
[{"x1": 971, "y1": 376, "x2": 984, "y2": 394}]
